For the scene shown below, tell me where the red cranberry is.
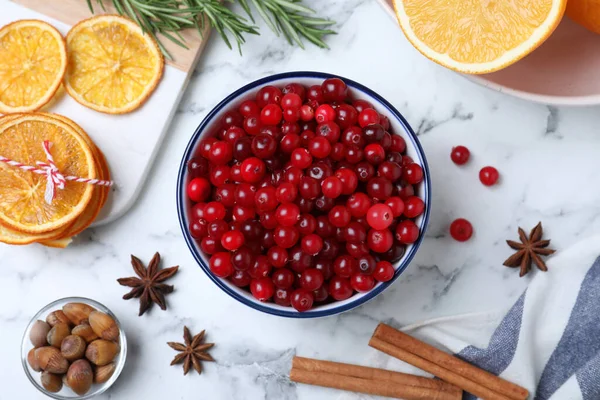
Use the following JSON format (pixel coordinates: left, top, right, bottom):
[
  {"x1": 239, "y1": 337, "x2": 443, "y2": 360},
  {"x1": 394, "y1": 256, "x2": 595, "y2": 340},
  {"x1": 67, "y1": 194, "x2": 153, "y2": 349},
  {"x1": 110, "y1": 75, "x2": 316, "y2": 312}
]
[
  {"x1": 352, "y1": 99, "x2": 374, "y2": 113},
  {"x1": 335, "y1": 168, "x2": 358, "y2": 195},
  {"x1": 241, "y1": 157, "x2": 266, "y2": 183},
  {"x1": 249, "y1": 255, "x2": 271, "y2": 278},
  {"x1": 260, "y1": 104, "x2": 283, "y2": 126},
  {"x1": 291, "y1": 289, "x2": 314, "y2": 312},
  {"x1": 307, "y1": 85, "x2": 324, "y2": 103},
  {"x1": 275, "y1": 203, "x2": 300, "y2": 227},
  {"x1": 209, "y1": 141, "x2": 233, "y2": 165},
  {"x1": 234, "y1": 183, "x2": 257, "y2": 207},
  {"x1": 346, "y1": 193, "x2": 371, "y2": 218},
  {"x1": 391, "y1": 135, "x2": 406, "y2": 153},
  {"x1": 450, "y1": 218, "x2": 473, "y2": 242},
  {"x1": 335, "y1": 104, "x2": 358, "y2": 129},
  {"x1": 329, "y1": 276, "x2": 353, "y2": 301},
  {"x1": 322, "y1": 78, "x2": 348, "y2": 102},
  {"x1": 280, "y1": 133, "x2": 300, "y2": 153},
  {"x1": 380, "y1": 243, "x2": 406, "y2": 263},
  {"x1": 208, "y1": 220, "x2": 228, "y2": 239},
  {"x1": 261, "y1": 229, "x2": 276, "y2": 248},
  {"x1": 274, "y1": 288, "x2": 292, "y2": 306},
  {"x1": 344, "y1": 222, "x2": 367, "y2": 243},
  {"x1": 307, "y1": 162, "x2": 333, "y2": 182},
  {"x1": 250, "y1": 277, "x2": 275, "y2": 301},
  {"x1": 297, "y1": 214, "x2": 316, "y2": 235},
  {"x1": 214, "y1": 183, "x2": 236, "y2": 207},
  {"x1": 233, "y1": 137, "x2": 253, "y2": 161},
  {"x1": 251, "y1": 134, "x2": 277, "y2": 158},
  {"x1": 315, "y1": 104, "x2": 336, "y2": 123},
  {"x1": 221, "y1": 230, "x2": 245, "y2": 251},
  {"x1": 300, "y1": 105, "x2": 314, "y2": 121},
  {"x1": 316, "y1": 216, "x2": 335, "y2": 237},
  {"x1": 300, "y1": 130, "x2": 315, "y2": 147},
  {"x1": 239, "y1": 100, "x2": 260, "y2": 118},
  {"x1": 256, "y1": 85, "x2": 282, "y2": 108},
  {"x1": 363, "y1": 124, "x2": 385, "y2": 144},
  {"x1": 188, "y1": 157, "x2": 209, "y2": 178},
  {"x1": 231, "y1": 246, "x2": 254, "y2": 270},
  {"x1": 209, "y1": 165, "x2": 230, "y2": 187},
  {"x1": 198, "y1": 137, "x2": 216, "y2": 158},
  {"x1": 330, "y1": 143, "x2": 346, "y2": 161},
  {"x1": 321, "y1": 176, "x2": 343, "y2": 198},
  {"x1": 299, "y1": 176, "x2": 321, "y2": 200},
  {"x1": 221, "y1": 110, "x2": 243, "y2": 128},
  {"x1": 451, "y1": 146, "x2": 470, "y2": 165},
  {"x1": 317, "y1": 122, "x2": 341, "y2": 144},
  {"x1": 190, "y1": 219, "x2": 208, "y2": 239},
  {"x1": 373, "y1": 261, "x2": 394, "y2": 282},
  {"x1": 333, "y1": 255, "x2": 357, "y2": 278},
  {"x1": 232, "y1": 205, "x2": 255, "y2": 222},
  {"x1": 204, "y1": 202, "x2": 226, "y2": 222},
  {"x1": 201, "y1": 236, "x2": 223, "y2": 254},
  {"x1": 320, "y1": 239, "x2": 341, "y2": 259},
  {"x1": 289, "y1": 246, "x2": 313, "y2": 273},
  {"x1": 230, "y1": 270, "x2": 251, "y2": 287},
  {"x1": 314, "y1": 258, "x2": 334, "y2": 280},
  {"x1": 274, "y1": 225, "x2": 300, "y2": 248},
  {"x1": 396, "y1": 220, "x2": 420, "y2": 244},
  {"x1": 479, "y1": 166, "x2": 499, "y2": 186},
  {"x1": 243, "y1": 116, "x2": 262, "y2": 135},
  {"x1": 356, "y1": 254, "x2": 376, "y2": 274},
  {"x1": 355, "y1": 162, "x2": 375, "y2": 182},
  {"x1": 404, "y1": 196, "x2": 425, "y2": 218},
  {"x1": 346, "y1": 241, "x2": 369, "y2": 258},
  {"x1": 283, "y1": 83, "x2": 306, "y2": 100},
  {"x1": 276, "y1": 182, "x2": 297, "y2": 203},
  {"x1": 367, "y1": 177, "x2": 393, "y2": 200},
  {"x1": 255, "y1": 186, "x2": 278, "y2": 212},
  {"x1": 313, "y1": 286, "x2": 329, "y2": 302},
  {"x1": 328, "y1": 205, "x2": 351, "y2": 228},
  {"x1": 367, "y1": 229, "x2": 394, "y2": 253},
  {"x1": 272, "y1": 268, "x2": 294, "y2": 288},
  {"x1": 300, "y1": 268, "x2": 324, "y2": 291},
  {"x1": 301, "y1": 234, "x2": 323, "y2": 255},
  {"x1": 366, "y1": 204, "x2": 394, "y2": 230},
  {"x1": 187, "y1": 178, "x2": 211, "y2": 203},
  {"x1": 378, "y1": 161, "x2": 402, "y2": 181},
  {"x1": 308, "y1": 136, "x2": 331, "y2": 159},
  {"x1": 209, "y1": 252, "x2": 233, "y2": 277},
  {"x1": 296, "y1": 197, "x2": 315, "y2": 214},
  {"x1": 364, "y1": 144, "x2": 385, "y2": 165},
  {"x1": 291, "y1": 148, "x2": 313, "y2": 169},
  {"x1": 385, "y1": 196, "x2": 405, "y2": 218},
  {"x1": 283, "y1": 166, "x2": 304, "y2": 186},
  {"x1": 351, "y1": 274, "x2": 375, "y2": 292},
  {"x1": 358, "y1": 109, "x2": 380, "y2": 128},
  {"x1": 345, "y1": 145, "x2": 364, "y2": 164},
  {"x1": 403, "y1": 163, "x2": 424, "y2": 185}
]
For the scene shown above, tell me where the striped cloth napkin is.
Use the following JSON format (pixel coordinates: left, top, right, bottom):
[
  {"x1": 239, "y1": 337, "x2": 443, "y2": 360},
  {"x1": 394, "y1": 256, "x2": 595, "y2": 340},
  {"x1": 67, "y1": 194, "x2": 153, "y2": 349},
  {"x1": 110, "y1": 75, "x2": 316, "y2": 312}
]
[{"x1": 340, "y1": 236, "x2": 600, "y2": 400}]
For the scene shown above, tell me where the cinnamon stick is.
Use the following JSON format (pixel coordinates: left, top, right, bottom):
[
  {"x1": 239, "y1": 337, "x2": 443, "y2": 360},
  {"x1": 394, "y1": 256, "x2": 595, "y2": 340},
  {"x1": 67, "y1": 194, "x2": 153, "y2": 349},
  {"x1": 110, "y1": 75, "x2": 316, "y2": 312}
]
[
  {"x1": 293, "y1": 356, "x2": 462, "y2": 398},
  {"x1": 372, "y1": 324, "x2": 529, "y2": 400},
  {"x1": 290, "y1": 368, "x2": 460, "y2": 400}
]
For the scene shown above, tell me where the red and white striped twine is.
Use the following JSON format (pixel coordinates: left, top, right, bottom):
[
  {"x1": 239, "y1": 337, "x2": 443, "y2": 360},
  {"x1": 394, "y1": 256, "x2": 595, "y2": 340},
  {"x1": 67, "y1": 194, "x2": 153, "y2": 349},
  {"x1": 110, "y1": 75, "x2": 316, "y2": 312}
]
[{"x1": 0, "y1": 140, "x2": 113, "y2": 205}]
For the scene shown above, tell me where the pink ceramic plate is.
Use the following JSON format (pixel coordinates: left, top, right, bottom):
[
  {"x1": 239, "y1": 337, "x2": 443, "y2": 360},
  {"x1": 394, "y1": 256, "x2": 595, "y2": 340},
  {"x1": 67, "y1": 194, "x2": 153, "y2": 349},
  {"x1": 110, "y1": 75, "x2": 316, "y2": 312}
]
[{"x1": 378, "y1": 0, "x2": 600, "y2": 106}]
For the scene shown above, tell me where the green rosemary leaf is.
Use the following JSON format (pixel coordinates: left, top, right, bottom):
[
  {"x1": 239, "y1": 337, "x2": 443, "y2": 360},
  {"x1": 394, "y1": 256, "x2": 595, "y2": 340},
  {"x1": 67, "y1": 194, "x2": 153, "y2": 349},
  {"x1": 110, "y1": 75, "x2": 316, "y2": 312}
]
[
  {"x1": 250, "y1": 0, "x2": 279, "y2": 34},
  {"x1": 271, "y1": 0, "x2": 315, "y2": 14}
]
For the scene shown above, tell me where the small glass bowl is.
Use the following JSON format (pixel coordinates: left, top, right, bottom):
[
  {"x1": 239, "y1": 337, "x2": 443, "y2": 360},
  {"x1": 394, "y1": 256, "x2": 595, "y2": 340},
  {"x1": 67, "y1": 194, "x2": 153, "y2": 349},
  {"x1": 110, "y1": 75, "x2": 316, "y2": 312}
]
[{"x1": 21, "y1": 297, "x2": 127, "y2": 399}]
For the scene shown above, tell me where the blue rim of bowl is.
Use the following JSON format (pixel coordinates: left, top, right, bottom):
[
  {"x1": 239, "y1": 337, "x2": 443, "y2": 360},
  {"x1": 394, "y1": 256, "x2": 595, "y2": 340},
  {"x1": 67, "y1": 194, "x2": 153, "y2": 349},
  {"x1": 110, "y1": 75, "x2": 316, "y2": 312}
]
[{"x1": 177, "y1": 71, "x2": 431, "y2": 318}]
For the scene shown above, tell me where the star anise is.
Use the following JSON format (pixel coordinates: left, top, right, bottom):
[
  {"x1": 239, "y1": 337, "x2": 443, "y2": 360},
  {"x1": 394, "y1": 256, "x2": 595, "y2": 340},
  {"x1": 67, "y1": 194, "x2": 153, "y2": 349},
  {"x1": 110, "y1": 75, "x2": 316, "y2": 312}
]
[
  {"x1": 117, "y1": 252, "x2": 179, "y2": 316},
  {"x1": 168, "y1": 326, "x2": 215, "y2": 375},
  {"x1": 503, "y1": 222, "x2": 556, "y2": 277}
]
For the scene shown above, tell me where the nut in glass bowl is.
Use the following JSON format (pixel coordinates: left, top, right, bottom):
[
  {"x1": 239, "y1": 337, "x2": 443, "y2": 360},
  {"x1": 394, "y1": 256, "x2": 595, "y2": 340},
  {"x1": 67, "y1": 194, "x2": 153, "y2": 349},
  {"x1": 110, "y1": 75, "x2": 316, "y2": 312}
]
[{"x1": 21, "y1": 297, "x2": 127, "y2": 399}]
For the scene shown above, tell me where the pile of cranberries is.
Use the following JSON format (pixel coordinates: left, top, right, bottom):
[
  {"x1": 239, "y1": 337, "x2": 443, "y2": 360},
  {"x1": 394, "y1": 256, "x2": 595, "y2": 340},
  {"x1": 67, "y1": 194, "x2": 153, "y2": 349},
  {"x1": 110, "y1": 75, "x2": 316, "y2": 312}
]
[{"x1": 185, "y1": 78, "x2": 426, "y2": 312}]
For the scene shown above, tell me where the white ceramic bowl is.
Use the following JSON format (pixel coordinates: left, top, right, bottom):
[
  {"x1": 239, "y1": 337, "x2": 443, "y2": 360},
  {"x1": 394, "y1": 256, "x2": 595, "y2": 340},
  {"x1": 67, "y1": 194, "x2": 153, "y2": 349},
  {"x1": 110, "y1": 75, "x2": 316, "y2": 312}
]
[{"x1": 177, "y1": 72, "x2": 431, "y2": 318}]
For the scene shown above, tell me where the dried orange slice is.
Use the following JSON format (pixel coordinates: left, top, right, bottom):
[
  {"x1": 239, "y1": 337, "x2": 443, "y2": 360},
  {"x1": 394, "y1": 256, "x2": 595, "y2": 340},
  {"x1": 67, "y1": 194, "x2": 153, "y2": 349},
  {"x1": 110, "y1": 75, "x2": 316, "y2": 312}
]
[
  {"x1": 393, "y1": 0, "x2": 567, "y2": 74},
  {"x1": 0, "y1": 20, "x2": 67, "y2": 113},
  {"x1": 0, "y1": 114, "x2": 96, "y2": 234},
  {"x1": 64, "y1": 15, "x2": 164, "y2": 114}
]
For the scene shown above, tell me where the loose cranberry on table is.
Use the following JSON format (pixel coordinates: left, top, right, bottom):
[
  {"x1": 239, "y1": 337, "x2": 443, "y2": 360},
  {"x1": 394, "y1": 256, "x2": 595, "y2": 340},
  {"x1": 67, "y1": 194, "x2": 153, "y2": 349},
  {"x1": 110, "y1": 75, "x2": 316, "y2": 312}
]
[
  {"x1": 186, "y1": 78, "x2": 427, "y2": 312},
  {"x1": 451, "y1": 145, "x2": 470, "y2": 165},
  {"x1": 479, "y1": 166, "x2": 499, "y2": 186},
  {"x1": 450, "y1": 218, "x2": 473, "y2": 242}
]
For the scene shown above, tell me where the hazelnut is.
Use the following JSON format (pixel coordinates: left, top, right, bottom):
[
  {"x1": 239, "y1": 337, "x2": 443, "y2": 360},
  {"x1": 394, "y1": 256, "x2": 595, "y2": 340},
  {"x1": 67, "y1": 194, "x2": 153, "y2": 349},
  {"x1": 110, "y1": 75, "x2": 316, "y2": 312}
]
[
  {"x1": 62, "y1": 303, "x2": 96, "y2": 326},
  {"x1": 46, "y1": 323, "x2": 70, "y2": 348},
  {"x1": 27, "y1": 348, "x2": 41, "y2": 372},
  {"x1": 61, "y1": 335, "x2": 87, "y2": 361},
  {"x1": 71, "y1": 324, "x2": 99, "y2": 343},
  {"x1": 89, "y1": 311, "x2": 119, "y2": 341},
  {"x1": 66, "y1": 359, "x2": 93, "y2": 396},
  {"x1": 46, "y1": 310, "x2": 71, "y2": 327},
  {"x1": 30, "y1": 320, "x2": 51, "y2": 348},
  {"x1": 85, "y1": 339, "x2": 119, "y2": 366},
  {"x1": 94, "y1": 362, "x2": 116, "y2": 384},
  {"x1": 41, "y1": 371, "x2": 63, "y2": 393},
  {"x1": 35, "y1": 347, "x2": 69, "y2": 374}
]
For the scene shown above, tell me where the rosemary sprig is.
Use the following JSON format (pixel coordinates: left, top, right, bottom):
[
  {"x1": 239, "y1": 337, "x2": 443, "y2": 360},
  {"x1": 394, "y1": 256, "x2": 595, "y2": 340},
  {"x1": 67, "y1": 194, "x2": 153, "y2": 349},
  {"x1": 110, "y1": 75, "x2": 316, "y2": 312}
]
[{"x1": 85, "y1": 0, "x2": 335, "y2": 59}]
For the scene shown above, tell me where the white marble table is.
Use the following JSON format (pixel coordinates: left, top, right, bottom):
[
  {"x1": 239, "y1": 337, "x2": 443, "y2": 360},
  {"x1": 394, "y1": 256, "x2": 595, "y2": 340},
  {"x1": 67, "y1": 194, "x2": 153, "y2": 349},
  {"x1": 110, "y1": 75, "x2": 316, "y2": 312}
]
[{"x1": 3, "y1": 1, "x2": 600, "y2": 399}]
